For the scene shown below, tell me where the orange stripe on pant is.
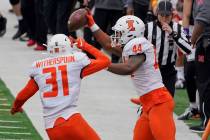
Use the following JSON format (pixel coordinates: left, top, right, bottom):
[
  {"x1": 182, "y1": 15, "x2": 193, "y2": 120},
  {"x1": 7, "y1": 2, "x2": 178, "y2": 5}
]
[
  {"x1": 134, "y1": 87, "x2": 176, "y2": 140},
  {"x1": 46, "y1": 113, "x2": 100, "y2": 140}
]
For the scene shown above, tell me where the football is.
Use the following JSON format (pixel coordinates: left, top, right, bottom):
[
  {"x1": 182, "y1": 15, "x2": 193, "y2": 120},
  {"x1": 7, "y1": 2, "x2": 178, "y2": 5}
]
[{"x1": 68, "y1": 8, "x2": 88, "y2": 32}]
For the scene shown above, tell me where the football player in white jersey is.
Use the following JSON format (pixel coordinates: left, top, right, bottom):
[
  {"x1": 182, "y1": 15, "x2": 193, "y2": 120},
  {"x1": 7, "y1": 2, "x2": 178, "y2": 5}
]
[
  {"x1": 10, "y1": 34, "x2": 110, "y2": 140},
  {"x1": 86, "y1": 12, "x2": 175, "y2": 140}
]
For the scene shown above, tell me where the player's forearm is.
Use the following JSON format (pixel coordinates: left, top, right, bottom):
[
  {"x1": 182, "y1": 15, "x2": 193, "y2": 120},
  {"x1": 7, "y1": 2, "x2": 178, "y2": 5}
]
[
  {"x1": 107, "y1": 63, "x2": 134, "y2": 75},
  {"x1": 12, "y1": 78, "x2": 39, "y2": 109},
  {"x1": 92, "y1": 29, "x2": 122, "y2": 57},
  {"x1": 81, "y1": 42, "x2": 111, "y2": 77},
  {"x1": 93, "y1": 29, "x2": 112, "y2": 50},
  {"x1": 82, "y1": 58, "x2": 110, "y2": 77}
]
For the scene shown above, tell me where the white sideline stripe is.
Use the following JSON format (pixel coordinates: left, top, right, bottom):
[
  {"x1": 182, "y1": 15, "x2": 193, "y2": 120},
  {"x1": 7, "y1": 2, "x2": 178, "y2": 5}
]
[
  {"x1": 0, "y1": 126, "x2": 26, "y2": 129},
  {"x1": 0, "y1": 98, "x2": 7, "y2": 101},
  {"x1": 0, "y1": 120, "x2": 21, "y2": 123},
  {"x1": 0, "y1": 104, "x2": 10, "y2": 106},
  {"x1": 0, "y1": 139, "x2": 29, "y2": 140},
  {"x1": 0, "y1": 132, "x2": 31, "y2": 135},
  {"x1": 0, "y1": 109, "x2": 10, "y2": 111}
]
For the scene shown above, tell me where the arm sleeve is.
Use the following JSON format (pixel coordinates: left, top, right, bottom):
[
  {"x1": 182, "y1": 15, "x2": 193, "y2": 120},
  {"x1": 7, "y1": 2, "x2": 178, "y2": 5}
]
[
  {"x1": 81, "y1": 43, "x2": 111, "y2": 78},
  {"x1": 173, "y1": 25, "x2": 192, "y2": 54},
  {"x1": 12, "y1": 78, "x2": 39, "y2": 110}
]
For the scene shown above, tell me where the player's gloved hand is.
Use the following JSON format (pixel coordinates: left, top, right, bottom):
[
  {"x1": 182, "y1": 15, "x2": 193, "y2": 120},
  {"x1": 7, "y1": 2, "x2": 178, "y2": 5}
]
[
  {"x1": 68, "y1": 35, "x2": 76, "y2": 44},
  {"x1": 85, "y1": 10, "x2": 95, "y2": 28},
  {"x1": 76, "y1": 37, "x2": 87, "y2": 50},
  {"x1": 85, "y1": 10, "x2": 99, "y2": 32},
  {"x1": 130, "y1": 97, "x2": 140, "y2": 105},
  {"x1": 10, "y1": 105, "x2": 23, "y2": 115}
]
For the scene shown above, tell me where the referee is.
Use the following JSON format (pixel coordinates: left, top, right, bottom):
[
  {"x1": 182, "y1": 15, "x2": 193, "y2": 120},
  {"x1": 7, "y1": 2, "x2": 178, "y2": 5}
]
[{"x1": 144, "y1": 0, "x2": 191, "y2": 97}]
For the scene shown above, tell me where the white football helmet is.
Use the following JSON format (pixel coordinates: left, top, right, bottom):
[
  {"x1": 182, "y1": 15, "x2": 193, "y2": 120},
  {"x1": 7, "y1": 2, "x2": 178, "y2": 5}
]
[
  {"x1": 111, "y1": 15, "x2": 145, "y2": 47},
  {"x1": 47, "y1": 34, "x2": 79, "y2": 55}
]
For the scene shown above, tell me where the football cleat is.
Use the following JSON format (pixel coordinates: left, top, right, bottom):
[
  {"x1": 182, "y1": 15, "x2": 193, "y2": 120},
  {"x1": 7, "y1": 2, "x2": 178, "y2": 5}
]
[{"x1": 178, "y1": 107, "x2": 200, "y2": 120}]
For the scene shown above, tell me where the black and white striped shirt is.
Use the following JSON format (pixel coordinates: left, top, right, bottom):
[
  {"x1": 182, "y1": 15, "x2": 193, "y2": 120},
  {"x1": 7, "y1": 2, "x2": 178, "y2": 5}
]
[{"x1": 144, "y1": 21, "x2": 191, "y2": 67}]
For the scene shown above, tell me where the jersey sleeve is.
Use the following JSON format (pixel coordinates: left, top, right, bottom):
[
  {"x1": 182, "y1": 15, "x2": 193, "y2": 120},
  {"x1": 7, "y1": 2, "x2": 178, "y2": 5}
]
[{"x1": 123, "y1": 37, "x2": 152, "y2": 57}]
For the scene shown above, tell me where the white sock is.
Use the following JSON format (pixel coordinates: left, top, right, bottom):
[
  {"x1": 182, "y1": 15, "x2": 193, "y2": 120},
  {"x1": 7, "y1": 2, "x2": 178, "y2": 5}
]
[{"x1": 190, "y1": 102, "x2": 198, "y2": 109}]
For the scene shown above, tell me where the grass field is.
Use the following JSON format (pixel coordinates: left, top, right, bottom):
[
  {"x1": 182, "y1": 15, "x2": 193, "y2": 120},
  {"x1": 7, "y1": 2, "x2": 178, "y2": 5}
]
[
  {"x1": 174, "y1": 89, "x2": 210, "y2": 139},
  {"x1": 0, "y1": 79, "x2": 42, "y2": 140}
]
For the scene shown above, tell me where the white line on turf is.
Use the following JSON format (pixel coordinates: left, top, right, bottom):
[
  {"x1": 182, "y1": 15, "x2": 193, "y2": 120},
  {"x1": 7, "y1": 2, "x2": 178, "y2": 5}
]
[
  {"x1": 0, "y1": 126, "x2": 26, "y2": 129},
  {"x1": 0, "y1": 109, "x2": 10, "y2": 111},
  {"x1": 0, "y1": 104, "x2": 10, "y2": 106},
  {"x1": 0, "y1": 98, "x2": 7, "y2": 101},
  {"x1": 0, "y1": 139, "x2": 30, "y2": 140},
  {"x1": 0, "y1": 132, "x2": 31, "y2": 135},
  {"x1": 0, "y1": 120, "x2": 21, "y2": 123}
]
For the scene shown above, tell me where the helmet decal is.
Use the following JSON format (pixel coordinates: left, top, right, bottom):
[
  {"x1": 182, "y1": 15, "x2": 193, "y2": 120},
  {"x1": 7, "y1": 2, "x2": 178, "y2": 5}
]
[
  {"x1": 111, "y1": 15, "x2": 145, "y2": 47},
  {"x1": 126, "y1": 20, "x2": 135, "y2": 31}
]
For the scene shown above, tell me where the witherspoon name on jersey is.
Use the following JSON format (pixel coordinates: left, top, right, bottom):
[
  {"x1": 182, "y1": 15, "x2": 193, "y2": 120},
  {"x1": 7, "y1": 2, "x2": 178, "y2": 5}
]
[{"x1": 35, "y1": 55, "x2": 76, "y2": 68}]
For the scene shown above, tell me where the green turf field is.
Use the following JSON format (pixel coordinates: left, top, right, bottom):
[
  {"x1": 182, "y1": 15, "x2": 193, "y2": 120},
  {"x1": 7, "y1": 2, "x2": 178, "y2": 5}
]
[
  {"x1": 0, "y1": 79, "x2": 42, "y2": 140},
  {"x1": 175, "y1": 89, "x2": 210, "y2": 139}
]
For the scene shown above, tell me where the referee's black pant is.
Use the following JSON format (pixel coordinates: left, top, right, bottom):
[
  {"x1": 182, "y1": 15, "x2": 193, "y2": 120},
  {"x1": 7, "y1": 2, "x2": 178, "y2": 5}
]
[
  {"x1": 184, "y1": 60, "x2": 197, "y2": 103},
  {"x1": 195, "y1": 35, "x2": 210, "y2": 127},
  {"x1": 160, "y1": 66, "x2": 177, "y2": 97}
]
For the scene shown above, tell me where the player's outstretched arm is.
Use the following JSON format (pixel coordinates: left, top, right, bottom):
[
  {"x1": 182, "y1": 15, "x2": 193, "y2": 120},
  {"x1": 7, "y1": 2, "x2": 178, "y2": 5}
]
[
  {"x1": 76, "y1": 38, "x2": 111, "y2": 78},
  {"x1": 10, "y1": 78, "x2": 39, "y2": 115},
  {"x1": 86, "y1": 11, "x2": 122, "y2": 57},
  {"x1": 108, "y1": 54, "x2": 145, "y2": 75}
]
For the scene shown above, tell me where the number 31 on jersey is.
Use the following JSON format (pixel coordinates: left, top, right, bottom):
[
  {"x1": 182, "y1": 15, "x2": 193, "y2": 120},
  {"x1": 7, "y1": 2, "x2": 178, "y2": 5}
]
[{"x1": 42, "y1": 65, "x2": 69, "y2": 98}]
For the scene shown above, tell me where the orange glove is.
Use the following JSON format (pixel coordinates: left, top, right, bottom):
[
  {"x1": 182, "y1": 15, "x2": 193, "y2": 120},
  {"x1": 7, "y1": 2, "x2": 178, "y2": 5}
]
[
  {"x1": 68, "y1": 35, "x2": 76, "y2": 43},
  {"x1": 76, "y1": 37, "x2": 87, "y2": 50},
  {"x1": 85, "y1": 10, "x2": 95, "y2": 28},
  {"x1": 10, "y1": 105, "x2": 23, "y2": 115}
]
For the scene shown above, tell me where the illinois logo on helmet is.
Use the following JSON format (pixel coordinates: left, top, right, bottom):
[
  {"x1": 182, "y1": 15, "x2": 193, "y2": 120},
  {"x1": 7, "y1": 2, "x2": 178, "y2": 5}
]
[{"x1": 111, "y1": 15, "x2": 145, "y2": 47}]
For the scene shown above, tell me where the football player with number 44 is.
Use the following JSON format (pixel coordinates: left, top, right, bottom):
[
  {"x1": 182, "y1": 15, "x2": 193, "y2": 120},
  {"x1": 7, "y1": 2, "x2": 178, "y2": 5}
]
[
  {"x1": 10, "y1": 34, "x2": 110, "y2": 140},
  {"x1": 86, "y1": 12, "x2": 176, "y2": 140}
]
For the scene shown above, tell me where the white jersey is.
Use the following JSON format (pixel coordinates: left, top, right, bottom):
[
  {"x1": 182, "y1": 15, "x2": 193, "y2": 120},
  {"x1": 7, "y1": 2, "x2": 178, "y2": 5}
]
[
  {"x1": 29, "y1": 52, "x2": 91, "y2": 128},
  {"x1": 122, "y1": 37, "x2": 164, "y2": 96}
]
